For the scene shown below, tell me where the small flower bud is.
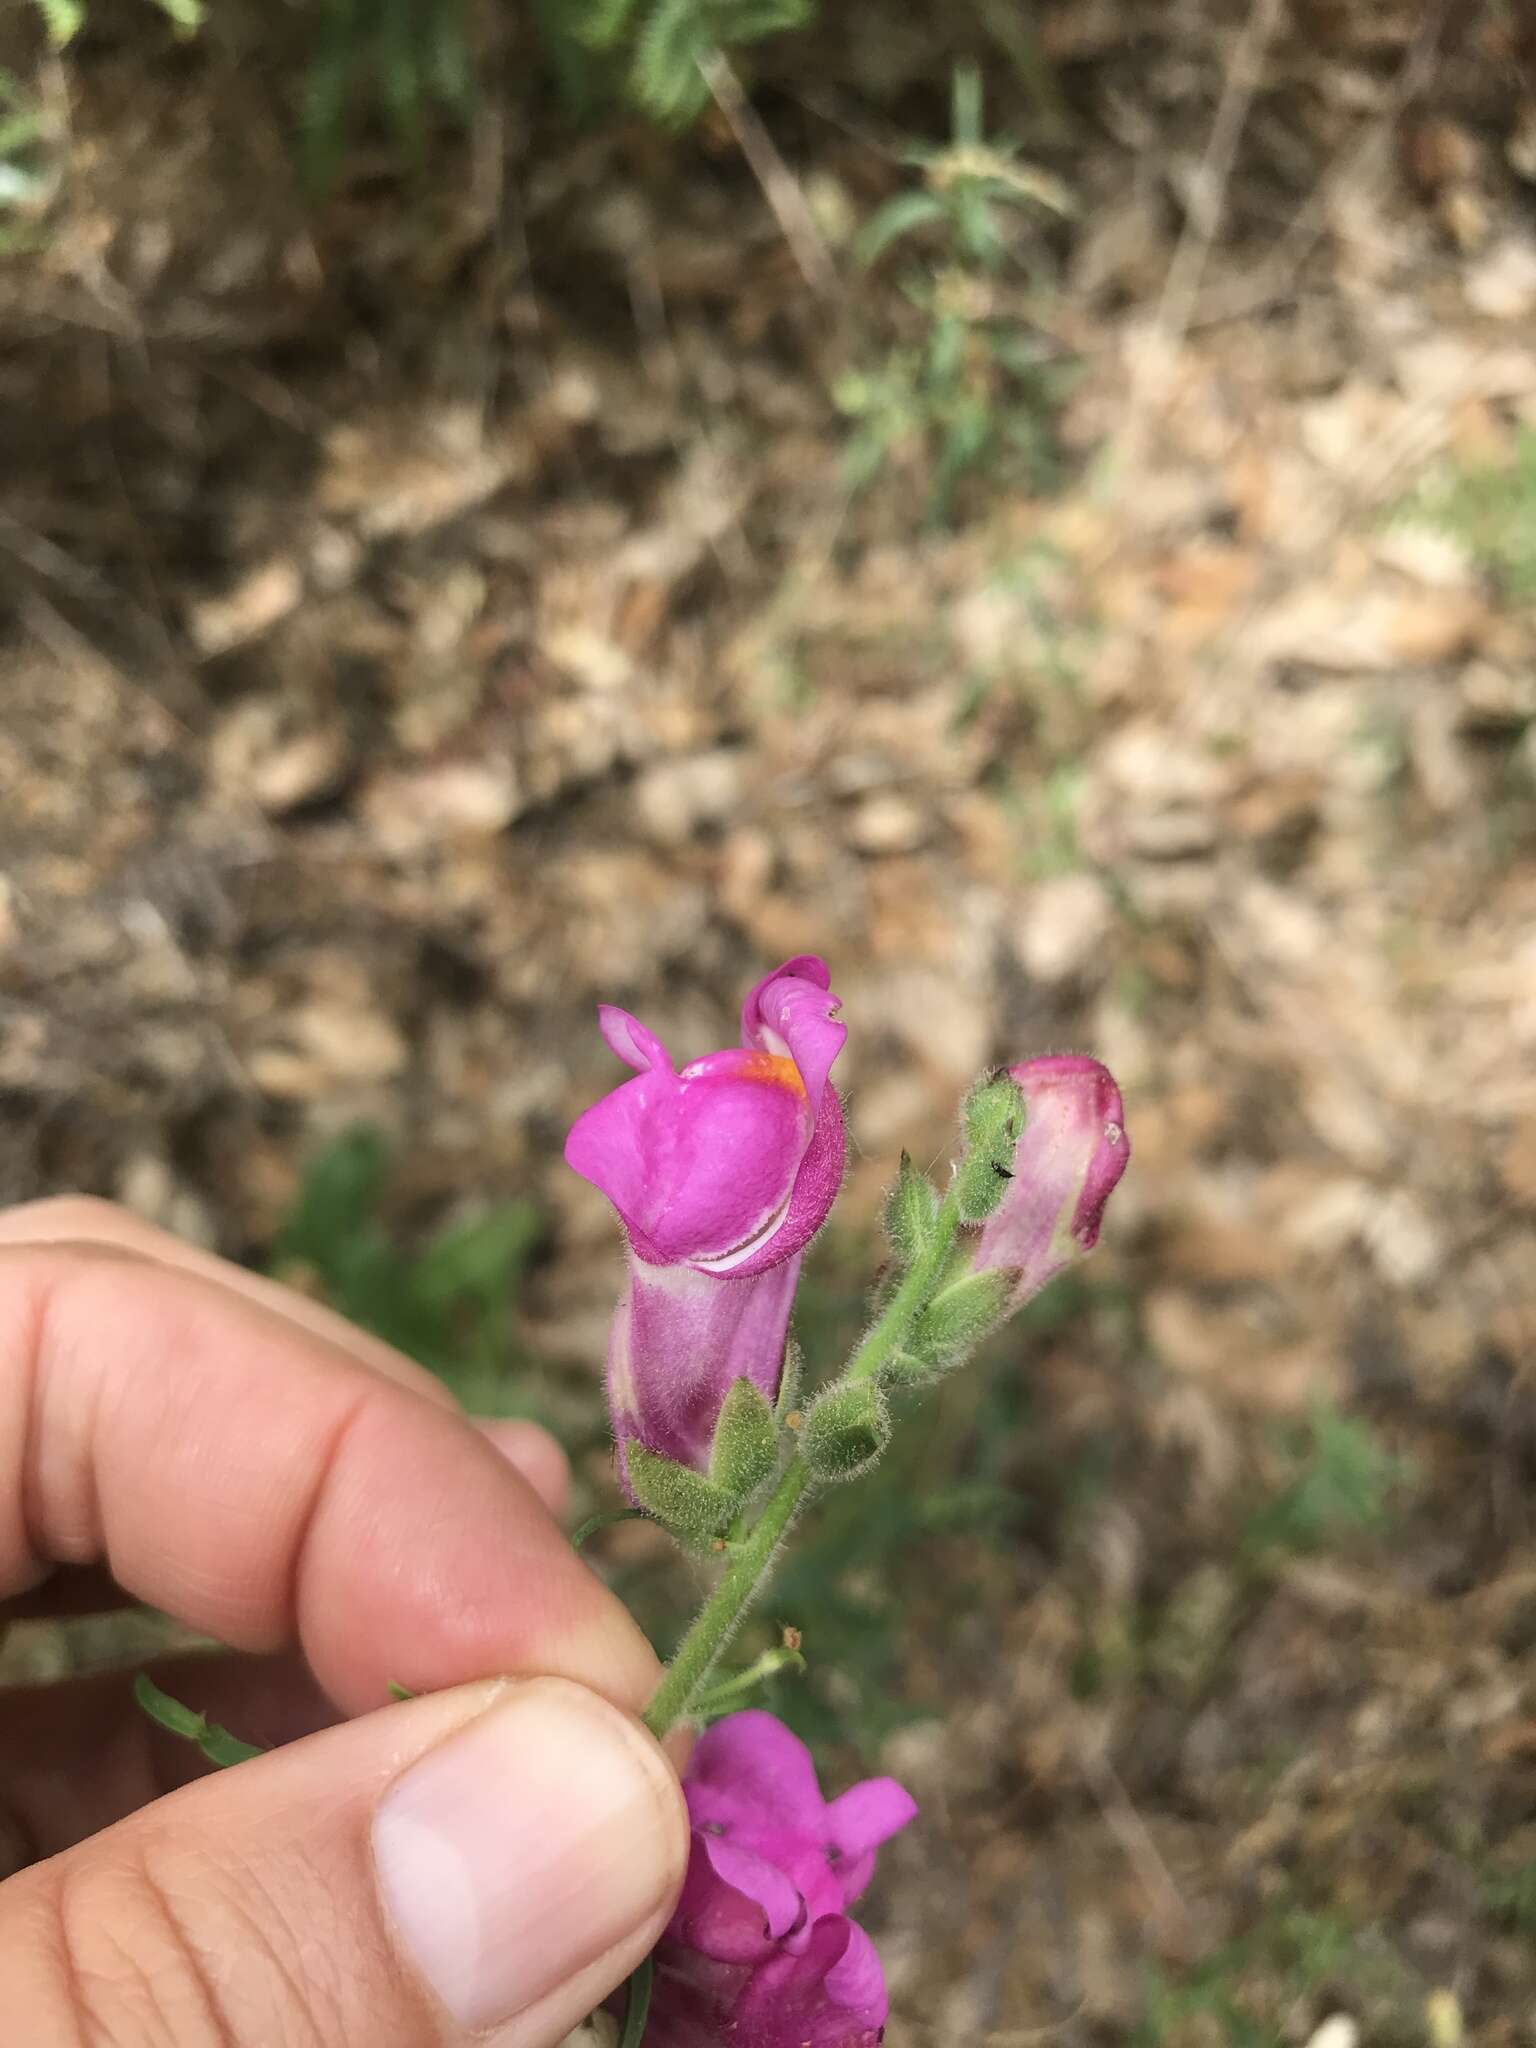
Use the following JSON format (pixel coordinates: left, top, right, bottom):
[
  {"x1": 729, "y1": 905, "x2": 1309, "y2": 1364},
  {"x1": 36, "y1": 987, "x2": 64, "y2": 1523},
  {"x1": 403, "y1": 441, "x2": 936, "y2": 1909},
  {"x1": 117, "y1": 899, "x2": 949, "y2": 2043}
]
[
  {"x1": 969, "y1": 1054, "x2": 1128, "y2": 1308},
  {"x1": 802, "y1": 1380, "x2": 890, "y2": 1483},
  {"x1": 885, "y1": 1151, "x2": 941, "y2": 1264}
]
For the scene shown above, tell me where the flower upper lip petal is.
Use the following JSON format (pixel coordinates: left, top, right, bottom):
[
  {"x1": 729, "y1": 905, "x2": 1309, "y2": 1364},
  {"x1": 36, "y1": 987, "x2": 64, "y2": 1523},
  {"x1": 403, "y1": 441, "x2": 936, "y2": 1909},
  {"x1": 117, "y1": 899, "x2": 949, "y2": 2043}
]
[
  {"x1": 741, "y1": 956, "x2": 846, "y2": 1118},
  {"x1": 597, "y1": 1004, "x2": 674, "y2": 1073}
]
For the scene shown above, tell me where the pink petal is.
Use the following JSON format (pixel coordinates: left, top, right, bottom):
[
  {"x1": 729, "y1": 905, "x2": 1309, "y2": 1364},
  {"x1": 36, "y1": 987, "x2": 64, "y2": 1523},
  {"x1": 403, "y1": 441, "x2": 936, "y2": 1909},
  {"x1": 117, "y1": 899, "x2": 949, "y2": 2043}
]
[
  {"x1": 741, "y1": 957, "x2": 846, "y2": 1118},
  {"x1": 721, "y1": 1079, "x2": 845, "y2": 1280},
  {"x1": 973, "y1": 1054, "x2": 1129, "y2": 1305},
  {"x1": 825, "y1": 1777, "x2": 919, "y2": 1861},
  {"x1": 822, "y1": 1920, "x2": 889, "y2": 2028},
  {"x1": 670, "y1": 1837, "x2": 785, "y2": 1964},
  {"x1": 566, "y1": 1056, "x2": 811, "y2": 1266},
  {"x1": 702, "y1": 1835, "x2": 805, "y2": 1942},
  {"x1": 610, "y1": 1256, "x2": 799, "y2": 1486},
  {"x1": 597, "y1": 1004, "x2": 674, "y2": 1074},
  {"x1": 688, "y1": 1711, "x2": 825, "y2": 1826},
  {"x1": 735, "y1": 1917, "x2": 887, "y2": 2046}
]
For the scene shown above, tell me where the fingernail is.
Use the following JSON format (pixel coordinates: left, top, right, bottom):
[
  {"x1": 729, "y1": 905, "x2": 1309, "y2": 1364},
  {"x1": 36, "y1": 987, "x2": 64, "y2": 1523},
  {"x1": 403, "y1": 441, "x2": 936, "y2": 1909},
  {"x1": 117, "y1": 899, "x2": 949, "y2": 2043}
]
[{"x1": 372, "y1": 1678, "x2": 682, "y2": 2029}]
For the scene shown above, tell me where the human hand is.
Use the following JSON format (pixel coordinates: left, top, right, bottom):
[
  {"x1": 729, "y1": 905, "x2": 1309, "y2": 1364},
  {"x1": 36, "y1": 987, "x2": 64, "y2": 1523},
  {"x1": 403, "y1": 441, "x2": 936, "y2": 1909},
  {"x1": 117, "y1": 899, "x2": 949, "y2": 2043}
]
[{"x1": 0, "y1": 1198, "x2": 688, "y2": 2046}]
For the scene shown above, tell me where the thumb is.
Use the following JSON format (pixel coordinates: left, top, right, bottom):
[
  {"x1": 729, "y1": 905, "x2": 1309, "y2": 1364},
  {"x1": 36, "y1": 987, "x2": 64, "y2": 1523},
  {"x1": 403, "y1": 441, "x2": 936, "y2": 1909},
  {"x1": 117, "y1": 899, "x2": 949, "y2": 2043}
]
[{"x1": 3, "y1": 1676, "x2": 688, "y2": 2048}]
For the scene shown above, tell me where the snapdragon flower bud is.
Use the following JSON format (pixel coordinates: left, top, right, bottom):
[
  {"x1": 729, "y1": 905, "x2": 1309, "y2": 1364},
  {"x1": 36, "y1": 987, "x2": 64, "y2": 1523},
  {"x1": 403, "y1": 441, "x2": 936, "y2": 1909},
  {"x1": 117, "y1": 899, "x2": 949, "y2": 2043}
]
[{"x1": 969, "y1": 1054, "x2": 1129, "y2": 1307}]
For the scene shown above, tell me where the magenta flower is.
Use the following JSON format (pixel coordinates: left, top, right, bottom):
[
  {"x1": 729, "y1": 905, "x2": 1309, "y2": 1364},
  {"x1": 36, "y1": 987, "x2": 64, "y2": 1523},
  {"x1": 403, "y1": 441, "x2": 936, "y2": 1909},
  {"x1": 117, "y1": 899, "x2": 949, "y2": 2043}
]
[
  {"x1": 645, "y1": 1710, "x2": 916, "y2": 2048},
  {"x1": 565, "y1": 958, "x2": 846, "y2": 1488},
  {"x1": 972, "y1": 1054, "x2": 1129, "y2": 1304}
]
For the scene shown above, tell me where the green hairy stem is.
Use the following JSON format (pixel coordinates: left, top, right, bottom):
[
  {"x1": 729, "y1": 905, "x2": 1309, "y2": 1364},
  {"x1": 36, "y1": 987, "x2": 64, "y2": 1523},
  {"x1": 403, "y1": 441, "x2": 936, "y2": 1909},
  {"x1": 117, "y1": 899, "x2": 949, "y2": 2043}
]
[{"x1": 642, "y1": 1181, "x2": 966, "y2": 1736}]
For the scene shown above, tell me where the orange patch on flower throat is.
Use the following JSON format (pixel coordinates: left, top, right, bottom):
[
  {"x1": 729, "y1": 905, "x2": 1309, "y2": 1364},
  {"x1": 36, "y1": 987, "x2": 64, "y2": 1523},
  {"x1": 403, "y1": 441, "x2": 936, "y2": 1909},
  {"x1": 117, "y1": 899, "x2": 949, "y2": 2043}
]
[{"x1": 738, "y1": 1052, "x2": 807, "y2": 1094}]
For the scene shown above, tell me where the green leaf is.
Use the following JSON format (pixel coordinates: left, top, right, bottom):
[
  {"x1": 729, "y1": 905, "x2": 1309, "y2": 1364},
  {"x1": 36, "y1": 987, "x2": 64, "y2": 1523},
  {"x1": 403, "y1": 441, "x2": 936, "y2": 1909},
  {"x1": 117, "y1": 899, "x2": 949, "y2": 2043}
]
[
  {"x1": 951, "y1": 62, "x2": 984, "y2": 148},
  {"x1": 884, "y1": 1151, "x2": 941, "y2": 1266},
  {"x1": 134, "y1": 1673, "x2": 264, "y2": 1768},
  {"x1": 0, "y1": 109, "x2": 44, "y2": 156},
  {"x1": 272, "y1": 1125, "x2": 390, "y2": 1273},
  {"x1": 802, "y1": 1380, "x2": 889, "y2": 1483},
  {"x1": 152, "y1": 0, "x2": 204, "y2": 31},
  {"x1": 708, "y1": 1378, "x2": 779, "y2": 1502},
  {"x1": 851, "y1": 190, "x2": 947, "y2": 268},
  {"x1": 387, "y1": 1680, "x2": 416, "y2": 1701},
  {"x1": 413, "y1": 1203, "x2": 542, "y2": 1312},
  {"x1": 956, "y1": 185, "x2": 999, "y2": 269},
  {"x1": 631, "y1": 0, "x2": 709, "y2": 125},
  {"x1": 627, "y1": 1443, "x2": 736, "y2": 1541},
  {"x1": 574, "y1": 0, "x2": 641, "y2": 52},
  {"x1": 34, "y1": 0, "x2": 84, "y2": 47},
  {"x1": 927, "y1": 309, "x2": 968, "y2": 389}
]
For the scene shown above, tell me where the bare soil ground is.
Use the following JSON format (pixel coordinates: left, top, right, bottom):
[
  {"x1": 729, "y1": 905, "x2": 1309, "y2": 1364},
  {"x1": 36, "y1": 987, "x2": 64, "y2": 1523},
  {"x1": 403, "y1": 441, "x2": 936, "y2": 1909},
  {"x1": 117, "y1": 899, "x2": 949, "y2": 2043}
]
[{"x1": 3, "y1": 3, "x2": 1536, "y2": 2042}]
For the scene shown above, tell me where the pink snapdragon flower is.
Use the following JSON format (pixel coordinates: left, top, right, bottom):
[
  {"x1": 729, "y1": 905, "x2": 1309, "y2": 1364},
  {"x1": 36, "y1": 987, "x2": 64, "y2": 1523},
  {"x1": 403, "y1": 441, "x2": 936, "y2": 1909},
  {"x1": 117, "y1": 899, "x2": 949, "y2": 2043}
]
[
  {"x1": 645, "y1": 1711, "x2": 916, "y2": 2048},
  {"x1": 972, "y1": 1054, "x2": 1129, "y2": 1303},
  {"x1": 565, "y1": 958, "x2": 846, "y2": 1487}
]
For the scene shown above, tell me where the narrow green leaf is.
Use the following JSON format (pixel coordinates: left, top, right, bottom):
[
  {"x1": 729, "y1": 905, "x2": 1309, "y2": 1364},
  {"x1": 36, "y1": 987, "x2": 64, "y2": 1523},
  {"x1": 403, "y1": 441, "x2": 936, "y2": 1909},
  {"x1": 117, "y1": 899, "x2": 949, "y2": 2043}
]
[
  {"x1": 134, "y1": 1673, "x2": 264, "y2": 1768},
  {"x1": 884, "y1": 1151, "x2": 941, "y2": 1265},
  {"x1": 572, "y1": 1507, "x2": 652, "y2": 1551},
  {"x1": 952, "y1": 63, "x2": 984, "y2": 147},
  {"x1": 617, "y1": 1954, "x2": 653, "y2": 2048},
  {"x1": 851, "y1": 190, "x2": 947, "y2": 268}
]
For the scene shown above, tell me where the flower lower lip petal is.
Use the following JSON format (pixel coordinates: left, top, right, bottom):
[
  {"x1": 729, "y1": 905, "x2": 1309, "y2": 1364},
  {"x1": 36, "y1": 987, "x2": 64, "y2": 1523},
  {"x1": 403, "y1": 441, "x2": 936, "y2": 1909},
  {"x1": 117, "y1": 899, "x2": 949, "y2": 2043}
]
[{"x1": 690, "y1": 1190, "x2": 795, "y2": 1273}]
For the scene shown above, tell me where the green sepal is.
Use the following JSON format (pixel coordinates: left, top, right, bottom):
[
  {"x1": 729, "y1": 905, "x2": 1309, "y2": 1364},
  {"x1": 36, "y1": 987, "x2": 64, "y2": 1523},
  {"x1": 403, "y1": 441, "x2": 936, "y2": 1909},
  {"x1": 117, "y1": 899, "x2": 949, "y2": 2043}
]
[
  {"x1": 628, "y1": 1442, "x2": 736, "y2": 1541},
  {"x1": 885, "y1": 1150, "x2": 942, "y2": 1265},
  {"x1": 901, "y1": 1268, "x2": 1011, "y2": 1375},
  {"x1": 802, "y1": 1380, "x2": 890, "y2": 1483},
  {"x1": 709, "y1": 1378, "x2": 780, "y2": 1501},
  {"x1": 955, "y1": 1070, "x2": 1026, "y2": 1222},
  {"x1": 775, "y1": 1340, "x2": 805, "y2": 1423}
]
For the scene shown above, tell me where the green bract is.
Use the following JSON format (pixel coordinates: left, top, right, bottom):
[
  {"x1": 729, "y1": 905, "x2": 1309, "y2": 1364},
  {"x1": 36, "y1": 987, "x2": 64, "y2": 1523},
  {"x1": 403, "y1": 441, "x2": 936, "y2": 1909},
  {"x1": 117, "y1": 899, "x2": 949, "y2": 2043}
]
[
  {"x1": 885, "y1": 1151, "x2": 942, "y2": 1265},
  {"x1": 709, "y1": 1377, "x2": 780, "y2": 1502},
  {"x1": 627, "y1": 1443, "x2": 738, "y2": 1541},
  {"x1": 901, "y1": 1268, "x2": 1011, "y2": 1375}
]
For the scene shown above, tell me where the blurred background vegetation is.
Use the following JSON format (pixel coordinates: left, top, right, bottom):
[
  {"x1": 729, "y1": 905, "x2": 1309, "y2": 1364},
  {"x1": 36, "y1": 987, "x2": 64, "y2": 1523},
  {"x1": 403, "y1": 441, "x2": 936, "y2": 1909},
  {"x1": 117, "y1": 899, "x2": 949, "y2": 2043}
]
[{"x1": 3, "y1": 1, "x2": 1536, "y2": 2041}]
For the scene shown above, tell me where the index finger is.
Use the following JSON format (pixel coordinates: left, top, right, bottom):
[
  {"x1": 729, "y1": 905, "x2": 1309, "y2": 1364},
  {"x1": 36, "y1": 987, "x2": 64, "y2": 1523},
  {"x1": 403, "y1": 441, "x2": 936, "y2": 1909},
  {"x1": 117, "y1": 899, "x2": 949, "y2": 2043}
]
[
  {"x1": 0, "y1": 1245, "x2": 659, "y2": 1717},
  {"x1": 0, "y1": 1195, "x2": 456, "y2": 1406}
]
